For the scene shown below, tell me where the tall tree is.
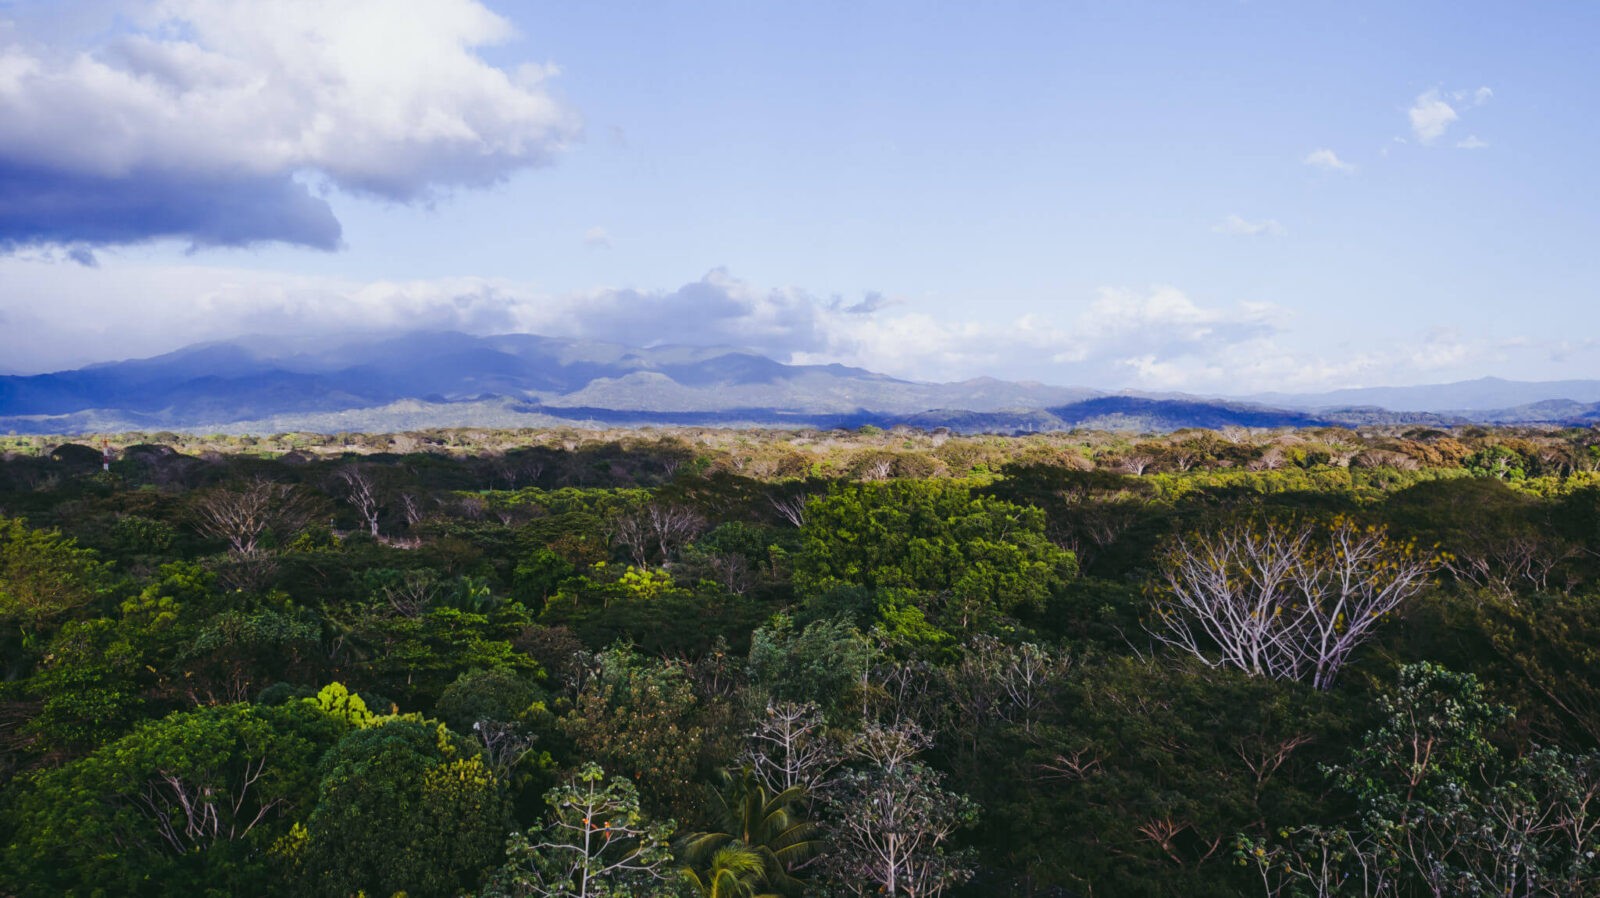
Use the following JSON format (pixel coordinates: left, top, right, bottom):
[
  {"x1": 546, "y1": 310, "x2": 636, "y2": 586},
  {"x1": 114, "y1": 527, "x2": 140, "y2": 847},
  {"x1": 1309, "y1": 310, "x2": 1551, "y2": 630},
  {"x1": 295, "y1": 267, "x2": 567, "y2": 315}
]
[{"x1": 483, "y1": 763, "x2": 677, "y2": 898}]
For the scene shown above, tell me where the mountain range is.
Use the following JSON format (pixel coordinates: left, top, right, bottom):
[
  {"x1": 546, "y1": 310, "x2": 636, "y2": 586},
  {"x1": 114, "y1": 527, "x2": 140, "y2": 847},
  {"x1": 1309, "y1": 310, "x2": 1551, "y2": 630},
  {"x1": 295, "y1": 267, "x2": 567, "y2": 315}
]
[{"x1": 2, "y1": 331, "x2": 1598, "y2": 434}]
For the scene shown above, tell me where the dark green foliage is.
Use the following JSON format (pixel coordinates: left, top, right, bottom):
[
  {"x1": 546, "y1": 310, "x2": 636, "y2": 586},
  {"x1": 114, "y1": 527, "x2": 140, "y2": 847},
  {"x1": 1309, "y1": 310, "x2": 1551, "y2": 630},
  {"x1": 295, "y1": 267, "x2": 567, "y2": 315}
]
[
  {"x1": 1245, "y1": 663, "x2": 1600, "y2": 896},
  {"x1": 514, "y1": 546, "x2": 578, "y2": 603},
  {"x1": 540, "y1": 574, "x2": 773, "y2": 656},
  {"x1": 1031, "y1": 575, "x2": 1146, "y2": 648},
  {"x1": 340, "y1": 606, "x2": 539, "y2": 708},
  {"x1": 22, "y1": 618, "x2": 150, "y2": 751},
  {"x1": 110, "y1": 514, "x2": 178, "y2": 557},
  {"x1": 296, "y1": 718, "x2": 511, "y2": 898},
  {"x1": 15, "y1": 562, "x2": 217, "y2": 754},
  {"x1": 1, "y1": 701, "x2": 344, "y2": 898},
  {"x1": 186, "y1": 606, "x2": 325, "y2": 701},
  {"x1": 1383, "y1": 476, "x2": 1579, "y2": 594},
  {"x1": 748, "y1": 614, "x2": 874, "y2": 720},
  {"x1": 435, "y1": 666, "x2": 547, "y2": 732},
  {"x1": 560, "y1": 645, "x2": 721, "y2": 819},
  {"x1": 961, "y1": 654, "x2": 1348, "y2": 897},
  {"x1": 1386, "y1": 587, "x2": 1600, "y2": 749},
  {"x1": 980, "y1": 464, "x2": 1156, "y2": 573}
]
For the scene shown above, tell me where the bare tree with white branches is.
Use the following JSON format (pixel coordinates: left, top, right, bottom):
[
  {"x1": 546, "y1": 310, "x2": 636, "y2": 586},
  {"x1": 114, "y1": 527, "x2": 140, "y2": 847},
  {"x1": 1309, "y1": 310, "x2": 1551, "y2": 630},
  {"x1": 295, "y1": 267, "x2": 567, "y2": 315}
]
[
  {"x1": 398, "y1": 492, "x2": 425, "y2": 528},
  {"x1": 994, "y1": 640, "x2": 1070, "y2": 737},
  {"x1": 472, "y1": 720, "x2": 538, "y2": 781},
  {"x1": 379, "y1": 570, "x2": 443, "y2": 618},
  {"x1": 336, "y1": 465, "x2": 383, "y2": 537},
  {"x1": 1146, "y1": 517, "x2": 1438, "y2": 690},
  {"x1": 821, "y1": 719, "x2": 977, "y2": 898},
  {"x1": 136, "y1": 759, "x2": 282, "y2": 857},
  {"x1": 769, "y1": 492, "x2": 811, "y2": 529},
  {"x1": 192, "y1": 477, "x2": 312, "y2": 556},
  {"x1": 742, "y1": 700, "x2": 841, "y2": 798},
  {"x1": 608, "y1": 502, "x2": 706, "y2": 568}
]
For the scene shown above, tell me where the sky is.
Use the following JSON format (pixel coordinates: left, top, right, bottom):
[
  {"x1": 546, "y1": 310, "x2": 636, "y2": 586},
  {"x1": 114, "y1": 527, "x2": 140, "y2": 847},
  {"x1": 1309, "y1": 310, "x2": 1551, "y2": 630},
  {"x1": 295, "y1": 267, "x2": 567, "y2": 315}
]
[{"x1": 0, "y1": 0, "x2": 1597, "y2": 393}]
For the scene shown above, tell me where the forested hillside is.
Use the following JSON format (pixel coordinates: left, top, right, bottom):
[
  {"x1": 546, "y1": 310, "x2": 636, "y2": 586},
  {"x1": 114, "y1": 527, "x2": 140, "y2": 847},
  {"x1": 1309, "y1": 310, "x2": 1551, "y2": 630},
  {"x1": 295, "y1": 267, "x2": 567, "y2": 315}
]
[{"x1": 4, "y1": 424, "x2": 1600, "y2": 897}]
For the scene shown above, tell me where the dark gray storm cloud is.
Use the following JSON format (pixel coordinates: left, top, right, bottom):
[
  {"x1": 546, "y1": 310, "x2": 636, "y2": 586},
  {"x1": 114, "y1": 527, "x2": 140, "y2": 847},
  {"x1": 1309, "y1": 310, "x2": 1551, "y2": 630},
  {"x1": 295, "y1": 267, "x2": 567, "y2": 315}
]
[
  {"x1": 0, "y1": 162, "x2": 342, "y2": 252},
  {"x1": 0, "y1": 0, "x2": 577, "y2": 252}
]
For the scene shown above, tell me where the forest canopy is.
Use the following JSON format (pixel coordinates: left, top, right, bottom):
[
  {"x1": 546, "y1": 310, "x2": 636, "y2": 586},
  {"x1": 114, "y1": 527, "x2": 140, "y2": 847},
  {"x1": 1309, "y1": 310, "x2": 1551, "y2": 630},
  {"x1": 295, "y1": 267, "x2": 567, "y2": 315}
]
[{"x1": 3, "y1": 422, "x2": 1600, "y2": 897}]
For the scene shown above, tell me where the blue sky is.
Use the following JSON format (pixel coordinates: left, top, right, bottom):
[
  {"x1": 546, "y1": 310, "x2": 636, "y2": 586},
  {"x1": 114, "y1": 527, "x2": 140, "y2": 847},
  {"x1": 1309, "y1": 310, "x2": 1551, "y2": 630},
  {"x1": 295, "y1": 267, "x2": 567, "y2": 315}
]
[{"x1": 0, "y1": 0, "x2": 1596, "y2": 392}]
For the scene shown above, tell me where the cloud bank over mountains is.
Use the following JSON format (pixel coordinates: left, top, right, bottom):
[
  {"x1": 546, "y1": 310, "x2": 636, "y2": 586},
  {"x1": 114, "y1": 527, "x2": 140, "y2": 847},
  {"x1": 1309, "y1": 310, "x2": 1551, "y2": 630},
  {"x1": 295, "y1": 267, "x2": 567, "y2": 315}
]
[
  {"x1": 0, "y1": 256, "x2": 1583, "y2": 395},
  {"x1": 0, "y1": 257, "x2": 1293, "y2": 388},
  {"x1": 0, "y1": 0, "x2": 577, "y2": 255}
]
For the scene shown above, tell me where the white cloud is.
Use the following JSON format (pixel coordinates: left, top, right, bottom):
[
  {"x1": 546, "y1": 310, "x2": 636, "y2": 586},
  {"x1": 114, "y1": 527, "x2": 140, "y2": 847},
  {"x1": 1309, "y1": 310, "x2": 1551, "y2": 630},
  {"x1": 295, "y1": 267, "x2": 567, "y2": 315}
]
[
  {"x1": 1041, "y1": 287, "x2": 1283, "y2": 384},
  {"x1": 0, "y1": 259, "x2": 1287, "y2": 388},
  {"x1": 1408, "y1": 89, "x2": 1459, "y2": 143},
  {"x1": 1303, "y1": 148, "x2": 1355, "y2": 173},
  {"x1": 583, "y1": 226, "x2": 613, "y2": 248},
  {"x1": 0, "y1": 0, "x2": 580, "y2": 249},
  {"x1": 1455, "y1": 135, "x2": 1489, "y2": 150},
  {"x1": 1405, "y1": 327, "x2": 1478, "y2": 370},
  {"x1": 1212, "y1": 214, "x2": 1285, "y2": 237},
  {"x1": 1548, "y1": 338, "x2": 1600, "y2": 365},
  {"x1": 1408, "y1": 86, "x2": 1492, "y2": 146},
  {"x1": 0, "y1": 258, "x2": 1580, "y2": 394}
]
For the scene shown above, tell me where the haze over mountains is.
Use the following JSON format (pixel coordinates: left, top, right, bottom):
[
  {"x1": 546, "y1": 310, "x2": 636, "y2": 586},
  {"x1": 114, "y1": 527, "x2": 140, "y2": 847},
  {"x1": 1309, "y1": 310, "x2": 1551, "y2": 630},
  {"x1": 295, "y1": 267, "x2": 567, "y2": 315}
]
[
  {"x1": 2, "y1": 331, "x2": 1598, "y2": 435},
  {"x1": 1249, "y1": 379, "x2": 1600, "y2": 413}
]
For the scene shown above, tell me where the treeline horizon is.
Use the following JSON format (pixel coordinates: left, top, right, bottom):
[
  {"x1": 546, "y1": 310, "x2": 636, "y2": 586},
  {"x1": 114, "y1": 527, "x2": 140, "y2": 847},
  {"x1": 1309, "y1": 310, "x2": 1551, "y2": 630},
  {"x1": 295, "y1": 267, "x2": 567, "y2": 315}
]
[{"x1": 3, "y1": 423, "x2": 1600, "y2": 897}]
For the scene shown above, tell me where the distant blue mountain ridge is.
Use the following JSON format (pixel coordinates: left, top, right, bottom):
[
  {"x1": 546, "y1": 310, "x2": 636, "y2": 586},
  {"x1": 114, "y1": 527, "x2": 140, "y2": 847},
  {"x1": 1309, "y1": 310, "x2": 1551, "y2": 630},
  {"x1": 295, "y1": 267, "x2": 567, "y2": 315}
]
[{"x1": 1, "y1": 331, "x2": 1597, "y2": 434}]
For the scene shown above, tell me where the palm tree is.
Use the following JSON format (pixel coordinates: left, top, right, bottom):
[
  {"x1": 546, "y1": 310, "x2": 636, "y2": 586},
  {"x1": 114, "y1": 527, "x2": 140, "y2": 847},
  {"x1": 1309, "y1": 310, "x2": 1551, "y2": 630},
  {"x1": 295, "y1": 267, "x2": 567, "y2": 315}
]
[
  {"x1": 680, "y1": 844, "x2": 778, "y2": 898},
  {"x1": 679, "y1": 768, "x2": 822, "y2": 896}
]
